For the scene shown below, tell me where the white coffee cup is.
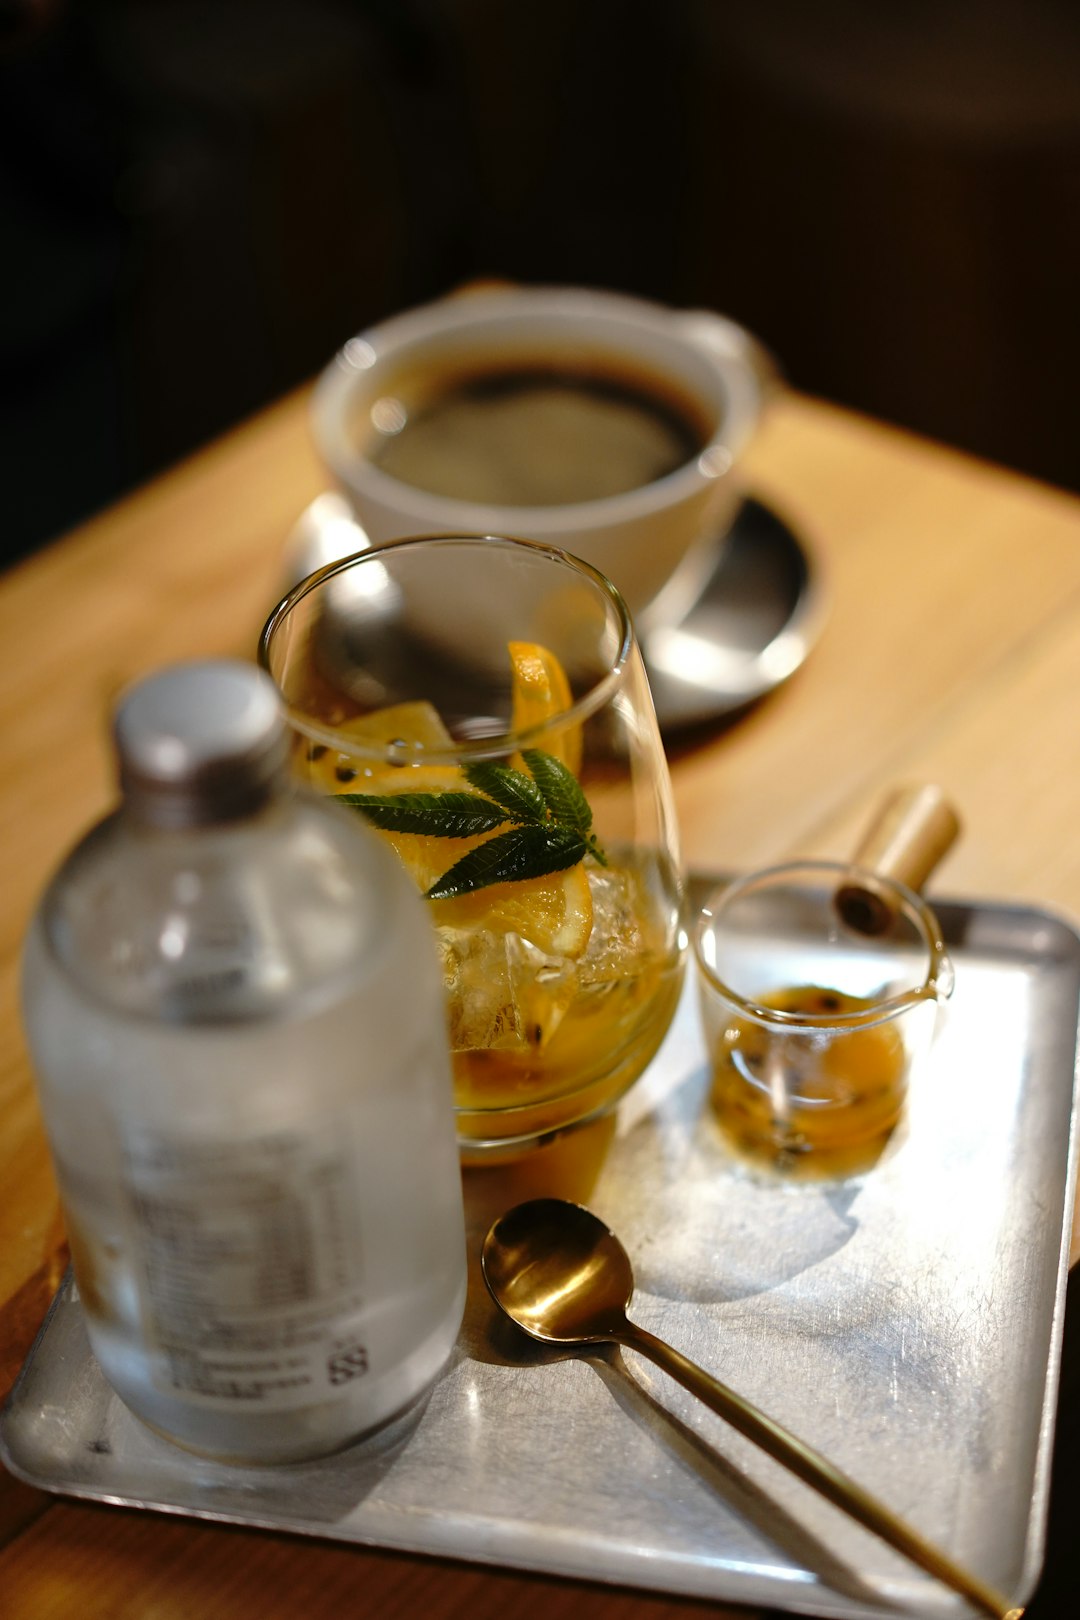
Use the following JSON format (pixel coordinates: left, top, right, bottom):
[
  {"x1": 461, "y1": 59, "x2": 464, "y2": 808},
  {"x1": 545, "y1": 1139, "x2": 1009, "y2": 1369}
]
[{"x1": 309, "y1": 285, "x2": 776, "y2": 623}]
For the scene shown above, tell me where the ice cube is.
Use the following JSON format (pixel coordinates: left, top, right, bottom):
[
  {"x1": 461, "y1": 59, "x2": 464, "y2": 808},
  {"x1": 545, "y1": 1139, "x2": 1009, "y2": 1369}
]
[
  {"x1": 436, "y1": 925, "x2": 525, "y2": 1052},
  {"x1": 505, "y1": 933, "x2": 580, "y2": 1048},
  {"x1": 579, "y1": 866, "x2": 648, "y2": 985}
]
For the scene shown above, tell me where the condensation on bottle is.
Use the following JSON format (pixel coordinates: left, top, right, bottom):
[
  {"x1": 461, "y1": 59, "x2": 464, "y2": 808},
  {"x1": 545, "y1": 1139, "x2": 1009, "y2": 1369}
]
[{"x1": 21, "y1": 660, "x2": 467, "y2": 1464}]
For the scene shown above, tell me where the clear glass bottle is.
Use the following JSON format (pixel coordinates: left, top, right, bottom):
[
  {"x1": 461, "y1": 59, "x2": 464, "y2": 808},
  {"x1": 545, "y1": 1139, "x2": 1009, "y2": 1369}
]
[{"x1": 21, "y1": 660, "x2": 466, "y2": 1464}]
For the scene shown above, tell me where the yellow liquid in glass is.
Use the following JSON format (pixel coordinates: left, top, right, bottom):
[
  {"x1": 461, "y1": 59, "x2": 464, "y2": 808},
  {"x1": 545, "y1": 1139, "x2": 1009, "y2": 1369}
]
[
  {"x1": 306, "y1": 736, "x2": 682, "y2": 1149},
  {"x1": 709, "y1": 985, "x2": 907, "y2": 1179},
  {"x1": 435, "y1": 854, "x2": 682, "y2": 1147}
]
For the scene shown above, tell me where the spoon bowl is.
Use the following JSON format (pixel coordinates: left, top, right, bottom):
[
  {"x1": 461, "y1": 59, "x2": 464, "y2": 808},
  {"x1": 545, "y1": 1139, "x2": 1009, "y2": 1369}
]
[
  {"x1": 481, "y1": 1197, "x2": 634, "y2": 1343},
  {"x1": 482, "y1": 1197, "x2": 1023, "y2": 1620}
]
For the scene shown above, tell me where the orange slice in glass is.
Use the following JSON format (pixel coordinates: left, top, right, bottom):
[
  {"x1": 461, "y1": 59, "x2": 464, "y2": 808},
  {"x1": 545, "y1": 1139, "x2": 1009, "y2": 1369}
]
[
  {"x1": 508, "y1": 640, "x2": 581, "y2": 771},
  {"x1": 431, "y1": 863, "x2": 593, "y2": 958},
  {"x1": 306, "y1": 701, "x2": 457, "y2": 793},
  {"x1": 311, "y1": 653, "x2": 594, "y2": 960}
]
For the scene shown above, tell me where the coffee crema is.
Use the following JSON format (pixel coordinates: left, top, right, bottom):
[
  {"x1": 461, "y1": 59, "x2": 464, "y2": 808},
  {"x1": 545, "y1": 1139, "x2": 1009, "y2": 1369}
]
[{"x1": 359, "y1": 364, "x2": 713, "y2": 508}]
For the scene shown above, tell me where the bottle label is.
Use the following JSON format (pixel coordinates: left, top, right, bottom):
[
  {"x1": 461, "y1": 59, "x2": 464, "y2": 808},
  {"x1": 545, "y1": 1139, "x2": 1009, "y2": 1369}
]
[{"x1": 123, "y1": 1126, "x2": 369, "y2": 1409}]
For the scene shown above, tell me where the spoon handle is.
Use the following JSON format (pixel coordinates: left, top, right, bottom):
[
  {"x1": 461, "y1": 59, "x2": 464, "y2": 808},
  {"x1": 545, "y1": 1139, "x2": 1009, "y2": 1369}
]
[{"x1": 617, "y1": 1321, "x2": 1022, "y2": 1620}]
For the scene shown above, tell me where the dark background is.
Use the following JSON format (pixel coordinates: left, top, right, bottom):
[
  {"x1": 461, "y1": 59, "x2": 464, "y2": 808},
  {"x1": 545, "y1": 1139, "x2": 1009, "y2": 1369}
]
[{"x1": 3, "y1": 0, "x2": 1079, "y2": 571}]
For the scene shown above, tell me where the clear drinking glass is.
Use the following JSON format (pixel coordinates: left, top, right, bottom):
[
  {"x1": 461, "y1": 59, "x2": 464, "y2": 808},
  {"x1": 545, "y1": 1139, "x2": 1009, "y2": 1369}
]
[
  {"x1": 694, "y1": 860, "x2": 954, "y2": 1179},
  {"x1": 260, "y1": 534, "x2": 686, "y2": 1159}
]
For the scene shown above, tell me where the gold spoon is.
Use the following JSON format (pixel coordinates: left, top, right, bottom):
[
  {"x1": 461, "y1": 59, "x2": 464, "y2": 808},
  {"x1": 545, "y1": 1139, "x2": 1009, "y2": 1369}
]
[{"x1": 482, "y1": 1198, "x2": 1023, "y2": 1620}]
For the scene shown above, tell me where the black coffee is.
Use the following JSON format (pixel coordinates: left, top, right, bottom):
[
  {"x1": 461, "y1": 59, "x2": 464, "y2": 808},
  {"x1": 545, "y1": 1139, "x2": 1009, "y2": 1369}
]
[{"x1": 363, "y1": 365, "x2": 710, "y2": 506}]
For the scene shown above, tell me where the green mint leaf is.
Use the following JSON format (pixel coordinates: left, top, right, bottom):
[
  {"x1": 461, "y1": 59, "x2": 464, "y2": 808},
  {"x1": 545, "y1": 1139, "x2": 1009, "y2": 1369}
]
[
  {"x1": 340, "y1": 792, "x2": 509, "y2": 838},
  {"x1": 463, "y1": 760, "x2": 547, "y2": 823},
  {"x1": 522, "y1": 749, "x2": 593, "y2": 832},
  {"x1": 426, "y1": 825, "x2": 587, "y2": 899},
  {"x1": 341, "y1": 747, "x2": 607, "y2": 896},
  {"x1": 522, "y1": 750, "x2": 607, "y2": 865}
]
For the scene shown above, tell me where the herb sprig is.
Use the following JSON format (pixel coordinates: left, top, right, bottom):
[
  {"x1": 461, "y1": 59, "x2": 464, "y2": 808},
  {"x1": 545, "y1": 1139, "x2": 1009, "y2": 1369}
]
[{"x1": 339, "y1": 748, "x2": 606, "y2": 899}]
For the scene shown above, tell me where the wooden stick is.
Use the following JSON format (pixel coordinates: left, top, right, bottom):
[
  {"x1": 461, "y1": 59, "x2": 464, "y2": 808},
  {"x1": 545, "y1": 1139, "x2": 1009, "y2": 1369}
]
[{"x1": 834, "y1": 785, "x2": 961, "y2": 934}]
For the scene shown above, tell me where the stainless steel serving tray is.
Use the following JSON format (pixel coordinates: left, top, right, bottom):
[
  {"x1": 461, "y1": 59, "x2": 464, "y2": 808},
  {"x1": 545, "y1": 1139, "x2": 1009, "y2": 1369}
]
[{"x1": 4, "y1": 887, "x2": 1079, "y2": 1619}]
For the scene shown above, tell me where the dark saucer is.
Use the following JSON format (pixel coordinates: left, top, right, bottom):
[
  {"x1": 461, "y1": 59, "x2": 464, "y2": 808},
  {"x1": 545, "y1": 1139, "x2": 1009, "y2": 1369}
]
[{"x1": 642, "y1": 497, "x2": 825, "y2": 733}]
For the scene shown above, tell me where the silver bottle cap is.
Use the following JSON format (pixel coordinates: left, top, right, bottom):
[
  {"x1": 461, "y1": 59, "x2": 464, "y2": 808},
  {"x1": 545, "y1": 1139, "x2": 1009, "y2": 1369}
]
[{"x1": 113, "y1": 660, "x2": 290, "y2": 828}]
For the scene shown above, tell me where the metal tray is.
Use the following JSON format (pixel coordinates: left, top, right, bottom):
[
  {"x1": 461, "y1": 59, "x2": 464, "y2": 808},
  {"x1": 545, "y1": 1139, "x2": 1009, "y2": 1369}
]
[{"x1": 4, "y1": 889, "x2": 1079, "y2": 1619}]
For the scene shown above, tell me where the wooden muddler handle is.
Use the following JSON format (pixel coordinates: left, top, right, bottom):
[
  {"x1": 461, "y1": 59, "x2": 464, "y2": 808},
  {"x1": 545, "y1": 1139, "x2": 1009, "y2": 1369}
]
[{"x1": 834, "y1": 784, "x2": 961, "y2": 935}]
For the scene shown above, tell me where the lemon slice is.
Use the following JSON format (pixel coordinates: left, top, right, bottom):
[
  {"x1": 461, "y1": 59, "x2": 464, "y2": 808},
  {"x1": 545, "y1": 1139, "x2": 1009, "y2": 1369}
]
[
  {"x1": 432, "y1": 863, "x2": 593, "y2": 958},
  {"x1": 508, "y1": 641, "x2": 581, "y2": 770}
]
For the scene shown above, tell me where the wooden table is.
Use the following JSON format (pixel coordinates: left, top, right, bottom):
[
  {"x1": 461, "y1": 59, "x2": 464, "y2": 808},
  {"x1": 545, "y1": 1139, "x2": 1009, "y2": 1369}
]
[{"x1": 3, "y1": 387, "x2": 1080, "y2": 1616}]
